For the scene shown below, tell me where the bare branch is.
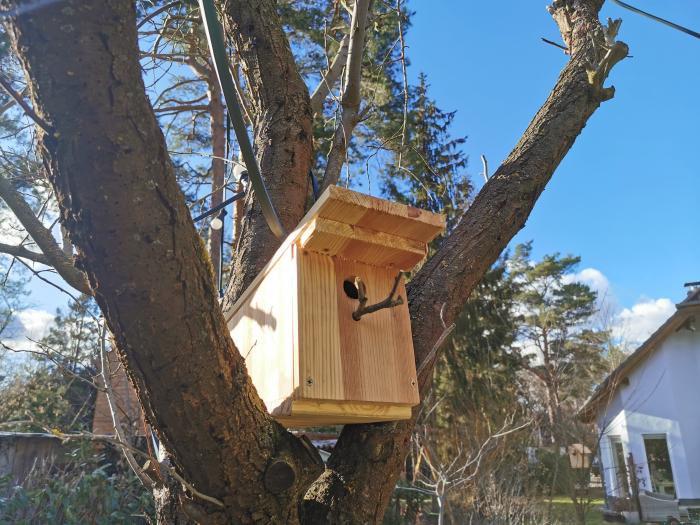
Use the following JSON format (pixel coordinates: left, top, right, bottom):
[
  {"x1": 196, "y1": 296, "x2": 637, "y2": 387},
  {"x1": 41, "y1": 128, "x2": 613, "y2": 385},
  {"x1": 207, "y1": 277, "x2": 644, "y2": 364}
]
[
  {"x1": 309, "y1": 33, "x2": 350, "y2": 116},
  {"x1": 0, "y1": 86, "x2": 26, "y2": 117},
  {"x1": 0, "y1": 175, "x2": 91, "y2": 294},
  {"x1": 0, "y1": 74, "x2": 50, "y2": 131},
  {"x1": 137, "y1": 0, "x2": 183, "y2": 30},
  {"x1": 321, "y1": 0, "x2": 371, "y2": 191},
  {"x1": 154, "y1": 104, "x2": 210, "y2": 114},
  {"x1": 98, "y1": 322, "x2": 154, "y2": 488},
  {"x1": 352, "y1": 271, "x2": 406, "y2": 321},
  {"x1": 0, "y1": 241, "x2": 49, "y2": 265}
]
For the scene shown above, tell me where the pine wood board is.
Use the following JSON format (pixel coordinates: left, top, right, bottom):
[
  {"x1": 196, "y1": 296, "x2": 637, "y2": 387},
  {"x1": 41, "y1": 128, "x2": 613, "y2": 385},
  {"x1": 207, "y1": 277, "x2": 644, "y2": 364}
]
[
  {"x1": 223, "y1": 186, "x2": 444, "y2": 323},
  {"x1": 296, "y1": 250, "x2": 344, "y2": 401},
  {"x1": 299, "y1": 217, "x2": 427, "y2": 269},
  {"x1": 276, "y1": 400, "x2": 413, "y2": 427},
  {"x1": 313, "y1": 186, "x2": 445, "y2": 243},
  {"x1": 228, "y1": 246, "x2": 297, "y2": 413},
  {"x1": 333, "y1": 257, "x2": 419, "y2": 405}
]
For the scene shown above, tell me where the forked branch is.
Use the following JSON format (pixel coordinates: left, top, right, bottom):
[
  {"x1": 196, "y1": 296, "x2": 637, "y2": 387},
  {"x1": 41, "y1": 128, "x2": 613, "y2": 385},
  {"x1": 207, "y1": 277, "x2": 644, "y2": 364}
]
[
  {"x1": 310, "y1": 33, "x2": 350, "y2": 116},
  {"x1": 0, "y1": 175, "x2": 91, "y2": 294},
  {"x1": 321, "y1": 0, "x2": 371, "y2": 191},
  {"x1": 352, "y1": 271, "x2": 406, "y2": 321}
]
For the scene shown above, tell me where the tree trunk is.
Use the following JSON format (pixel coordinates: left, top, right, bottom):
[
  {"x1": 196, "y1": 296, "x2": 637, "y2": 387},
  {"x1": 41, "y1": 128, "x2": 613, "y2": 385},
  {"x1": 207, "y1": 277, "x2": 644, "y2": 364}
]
[
  {"x1": 219, "y1": 0, "x2": 314, "y2": 307},
  {"x1": 207, "y1": 76, "x2": 226, "y2": 292},
  {"x1": 5, "y1": 1, "x2": 321, "y2": 521}
]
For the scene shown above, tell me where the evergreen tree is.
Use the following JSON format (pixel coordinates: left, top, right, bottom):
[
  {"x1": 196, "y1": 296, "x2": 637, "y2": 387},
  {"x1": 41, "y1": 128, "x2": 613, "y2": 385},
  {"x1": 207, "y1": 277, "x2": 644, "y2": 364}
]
[
  {"x1": 0, "y1": 296, "x2": 100, "y2": 432},
  {"x1": 383, "y1": 73, "x2": 471, "y2": 232},
  {"x1": 510, "y1": 242, "x2": 608, "y2": 438},
  {"x1": 510, "y1": 243, "x2": 608, "y2": 525}
]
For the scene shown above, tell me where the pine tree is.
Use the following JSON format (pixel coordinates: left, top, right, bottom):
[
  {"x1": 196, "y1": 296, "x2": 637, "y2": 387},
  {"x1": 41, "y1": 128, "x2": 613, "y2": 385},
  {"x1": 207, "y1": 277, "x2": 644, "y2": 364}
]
[{"x1": 383, "y1": 73, "x2": 471, "y2": 232}]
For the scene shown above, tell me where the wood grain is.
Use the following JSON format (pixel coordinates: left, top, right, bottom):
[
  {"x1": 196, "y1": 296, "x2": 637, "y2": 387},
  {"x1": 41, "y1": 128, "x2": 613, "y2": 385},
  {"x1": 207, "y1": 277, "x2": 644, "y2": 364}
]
[
  {"x1": 277, "y1": 400, "x2": 412, "y2": 427},
  {"x1": 334, "y1": 257, "x2": 419, "y2": 405},
  {"x1": 297, "y1": 250, "x2": 344, "y2": 401},
  {"x1": 299, "y1": 217, "x2": 427, "y2": 268},
  {"x1": 228, "y1": 246, "x2": 297, "y2": 413}
]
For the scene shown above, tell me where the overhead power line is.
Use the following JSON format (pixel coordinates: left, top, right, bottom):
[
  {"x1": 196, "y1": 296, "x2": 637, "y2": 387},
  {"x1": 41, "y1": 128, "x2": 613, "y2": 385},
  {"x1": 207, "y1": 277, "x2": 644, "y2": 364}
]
[{"x1": 610, "y1": 0, "x2": 700, "y2": 40}]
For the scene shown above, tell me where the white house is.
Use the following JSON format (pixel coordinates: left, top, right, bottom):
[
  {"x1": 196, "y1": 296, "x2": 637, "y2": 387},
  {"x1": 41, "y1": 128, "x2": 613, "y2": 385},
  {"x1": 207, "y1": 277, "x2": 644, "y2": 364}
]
[{"x1": 580, "y1": 286, "x2": 700, "y2": 511}]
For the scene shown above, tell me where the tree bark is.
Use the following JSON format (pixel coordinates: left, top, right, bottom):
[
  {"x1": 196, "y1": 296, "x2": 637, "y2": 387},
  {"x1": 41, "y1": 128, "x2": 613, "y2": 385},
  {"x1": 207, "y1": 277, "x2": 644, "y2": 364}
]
[
  {"x1": 4, "y1": 1, "x2": 321, "y2": 522},
  {"x1": 219, "y1": 0, "x2": 314, "y2": 307}
]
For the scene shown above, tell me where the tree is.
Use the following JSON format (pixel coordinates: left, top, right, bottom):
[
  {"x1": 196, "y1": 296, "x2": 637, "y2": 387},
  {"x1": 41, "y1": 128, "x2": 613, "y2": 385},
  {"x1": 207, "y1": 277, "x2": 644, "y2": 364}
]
[
  {"x1": 511, "y1": 243, "x2": 608, "y2": 440},
  {"x1": 383, "y1": 72, "x2": 471, "y2": 232},
  {"x1": 0, "y1": 296, "x2": 99, "y2": 433},
  {"x1": 0, "y1": 0, "x2": 628, "y2": 522},
  {"x1": 510, "y1": 243, "x2": 609, "y2": 525}
]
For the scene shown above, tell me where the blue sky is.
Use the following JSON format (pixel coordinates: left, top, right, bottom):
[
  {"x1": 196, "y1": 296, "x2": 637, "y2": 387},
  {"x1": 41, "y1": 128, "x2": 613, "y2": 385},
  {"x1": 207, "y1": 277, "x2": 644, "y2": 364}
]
[{"x1": 406, "y1": 1, "x2": 699, "y2": 311}]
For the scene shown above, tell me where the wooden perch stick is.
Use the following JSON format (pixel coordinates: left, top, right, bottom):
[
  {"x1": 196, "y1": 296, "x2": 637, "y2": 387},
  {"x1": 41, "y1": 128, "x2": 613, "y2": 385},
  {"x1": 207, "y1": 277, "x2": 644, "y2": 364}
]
[{"x1": 352, "y1": 271, "x2": 405, "y2": 321}]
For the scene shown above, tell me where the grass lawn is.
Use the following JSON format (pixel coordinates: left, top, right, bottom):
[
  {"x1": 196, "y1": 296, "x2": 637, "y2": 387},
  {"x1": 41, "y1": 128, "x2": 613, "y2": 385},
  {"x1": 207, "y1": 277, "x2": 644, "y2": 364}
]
[{"x1": 542, "y1": 495, "x2": 606, "y2": 525}]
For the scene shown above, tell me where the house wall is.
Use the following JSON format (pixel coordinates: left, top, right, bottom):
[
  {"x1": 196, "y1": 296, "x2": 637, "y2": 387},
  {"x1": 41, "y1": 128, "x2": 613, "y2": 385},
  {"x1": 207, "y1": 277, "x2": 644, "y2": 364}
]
[
  {"x1": 0, "y1": 433, "x2": 66, "y2": 484},
  {"x1": 596, "y1": 327, "x2": 700, "y2": 501}
]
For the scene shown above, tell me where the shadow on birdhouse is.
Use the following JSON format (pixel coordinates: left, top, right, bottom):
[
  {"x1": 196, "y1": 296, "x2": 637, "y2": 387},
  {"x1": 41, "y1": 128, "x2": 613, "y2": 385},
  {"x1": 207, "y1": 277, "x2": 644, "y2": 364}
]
[{"x1": 225, "y1": 186, "x2": 445, "y2": 427}]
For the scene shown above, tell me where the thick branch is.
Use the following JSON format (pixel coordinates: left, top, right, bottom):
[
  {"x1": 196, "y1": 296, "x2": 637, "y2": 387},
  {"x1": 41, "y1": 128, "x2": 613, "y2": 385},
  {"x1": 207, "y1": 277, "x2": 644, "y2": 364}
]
[
  {"x1": 5, "y1": 1, "x2": 320, "y2": 521},
  {"x1": 0, "y1": 73, "x2": 50, "y2": 131},
  {"x1": 0, "y1": 175, "x2": 90, "y2": 294},
  {"x1": 302, "y1": 1, "x2": 628, "y2": 521},
  {"x1": 219, "y1": 0, "x2": 314, "y2": 308},
  {"x1": 309, "y1": 33, "x2": 350, "y2": 116},
  {"x1": 321, "y1": 0, "x2": 371, "y2": 191}
]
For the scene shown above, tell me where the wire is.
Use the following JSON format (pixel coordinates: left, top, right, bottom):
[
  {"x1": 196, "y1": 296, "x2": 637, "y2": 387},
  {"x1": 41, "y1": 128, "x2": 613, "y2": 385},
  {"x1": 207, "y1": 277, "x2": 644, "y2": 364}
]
[
  {"x1": 610, "y1": 0, "x2": 700, "y2": 40},
  {"x1": 198, "y1": 0, "x2": 286, "y2": 239}
]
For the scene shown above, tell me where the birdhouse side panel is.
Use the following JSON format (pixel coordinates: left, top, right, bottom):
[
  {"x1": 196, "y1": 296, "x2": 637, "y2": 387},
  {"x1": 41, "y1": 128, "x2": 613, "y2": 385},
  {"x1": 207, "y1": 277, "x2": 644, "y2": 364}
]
[
  {"x1": 228, "y1": 245, "x2": 298, "y2": 415},
  {"x1": 296, "y1": 249, "x2": 345, "y2": 401},
  {"x1": 333, "y1": 258, "x2": 419, "y2": 406}
]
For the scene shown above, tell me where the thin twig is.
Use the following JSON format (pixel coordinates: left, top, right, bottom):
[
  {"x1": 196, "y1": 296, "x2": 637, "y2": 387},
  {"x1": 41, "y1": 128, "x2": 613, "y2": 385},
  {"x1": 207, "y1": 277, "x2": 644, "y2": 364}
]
[
  {"x1": 0, "y1": 74, "x2": 51, "y2": 131},
  {"x1": 416, "y1": 322, "x2": 456, "y2": 380},
  {"x1": 480, "y1": 154, "x2": 489, "y2": 182},
  {"x1": 98, "y1": 323, "x2": 154, "y2": 488},
  {"x1": 541, "y1": 37, "x2": 569, "y2": 52}
]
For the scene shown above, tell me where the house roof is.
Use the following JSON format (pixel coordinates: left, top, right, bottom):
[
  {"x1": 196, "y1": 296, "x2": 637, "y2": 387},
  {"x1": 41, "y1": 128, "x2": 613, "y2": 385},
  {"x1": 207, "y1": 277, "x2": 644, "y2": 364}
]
[{"x1": 578, "y1": 287, "x2": 700, "y2": 423}]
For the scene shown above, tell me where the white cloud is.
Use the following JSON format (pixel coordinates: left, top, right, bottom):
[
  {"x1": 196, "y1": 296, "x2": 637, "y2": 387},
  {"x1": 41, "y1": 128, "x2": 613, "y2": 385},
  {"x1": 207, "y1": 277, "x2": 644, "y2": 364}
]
[
  {"x1": 613, "y1": 298, "x2": 676, "y2": 348},
  {"x1": 16, "y1": 308, "x2": 54, "y2": 340},
  {"x1": 565, "y1": 267, "x2": 611, "y2": 299},
  {"x1": 564, "y1": 267, "x2": 675, "y2": 349},
  {"x1": 0, "y1": 309, "x2": 54, "y2": 374}
]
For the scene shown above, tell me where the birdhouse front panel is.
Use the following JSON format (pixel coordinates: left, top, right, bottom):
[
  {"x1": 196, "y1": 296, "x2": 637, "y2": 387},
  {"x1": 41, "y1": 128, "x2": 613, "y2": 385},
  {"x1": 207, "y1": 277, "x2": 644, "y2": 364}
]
[
  {"x1": 226, "y1": 186, "x2": 445, "y2": 427},
  {"x1": 297, "y1": 251, "x2": 418, "y2": 404}
]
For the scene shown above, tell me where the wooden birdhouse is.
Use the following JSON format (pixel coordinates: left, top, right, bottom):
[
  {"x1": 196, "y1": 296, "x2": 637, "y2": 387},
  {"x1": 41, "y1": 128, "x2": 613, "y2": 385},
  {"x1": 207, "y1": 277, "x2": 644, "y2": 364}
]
[{"x1": 226, "y1": 186, "x2": 445, "y2": 427}]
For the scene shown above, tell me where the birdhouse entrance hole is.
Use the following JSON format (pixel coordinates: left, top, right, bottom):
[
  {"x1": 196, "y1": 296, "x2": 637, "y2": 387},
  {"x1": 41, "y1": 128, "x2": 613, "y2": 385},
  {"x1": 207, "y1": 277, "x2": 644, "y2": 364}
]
[
  {"x1": 225, "y1": 186, "x2": 445, "y2": 427},
  {"x1": 342, "y1": 277, "x2": 360, "y2": 300}
]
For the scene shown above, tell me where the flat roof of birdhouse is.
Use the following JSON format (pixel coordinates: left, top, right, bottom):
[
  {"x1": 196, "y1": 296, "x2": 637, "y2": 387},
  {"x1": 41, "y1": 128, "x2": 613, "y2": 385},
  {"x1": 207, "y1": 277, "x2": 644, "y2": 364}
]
[
  {"x1": 307, "y1": 186, "x2": 445, "y2": 243},
  {"x1": 224, "y1": 186, "x2": 445, "y2": 321}
]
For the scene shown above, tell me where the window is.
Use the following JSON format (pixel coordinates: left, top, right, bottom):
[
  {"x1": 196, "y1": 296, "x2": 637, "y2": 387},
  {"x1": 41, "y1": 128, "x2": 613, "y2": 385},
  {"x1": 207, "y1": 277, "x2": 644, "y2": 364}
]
[
  {"x1": 610, "y1": 436, "x2": 630, "y2": 496},
  {"x1": 643, "y1": 435, "x2": 676, "y2": 496}
]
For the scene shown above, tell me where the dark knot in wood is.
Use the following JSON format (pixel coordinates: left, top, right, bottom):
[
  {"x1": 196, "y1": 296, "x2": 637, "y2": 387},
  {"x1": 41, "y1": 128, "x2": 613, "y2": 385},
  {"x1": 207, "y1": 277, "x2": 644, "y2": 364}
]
[{"x1": 264, "y1": 459, "x2": 296, "y2": 494}]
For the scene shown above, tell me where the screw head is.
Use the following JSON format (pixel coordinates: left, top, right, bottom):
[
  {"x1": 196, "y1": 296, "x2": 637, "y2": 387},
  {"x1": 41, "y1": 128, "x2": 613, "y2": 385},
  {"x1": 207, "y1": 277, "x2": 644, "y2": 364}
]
[{"x1": 305, "y1": 377, "x2": 314, "y2": 387}]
